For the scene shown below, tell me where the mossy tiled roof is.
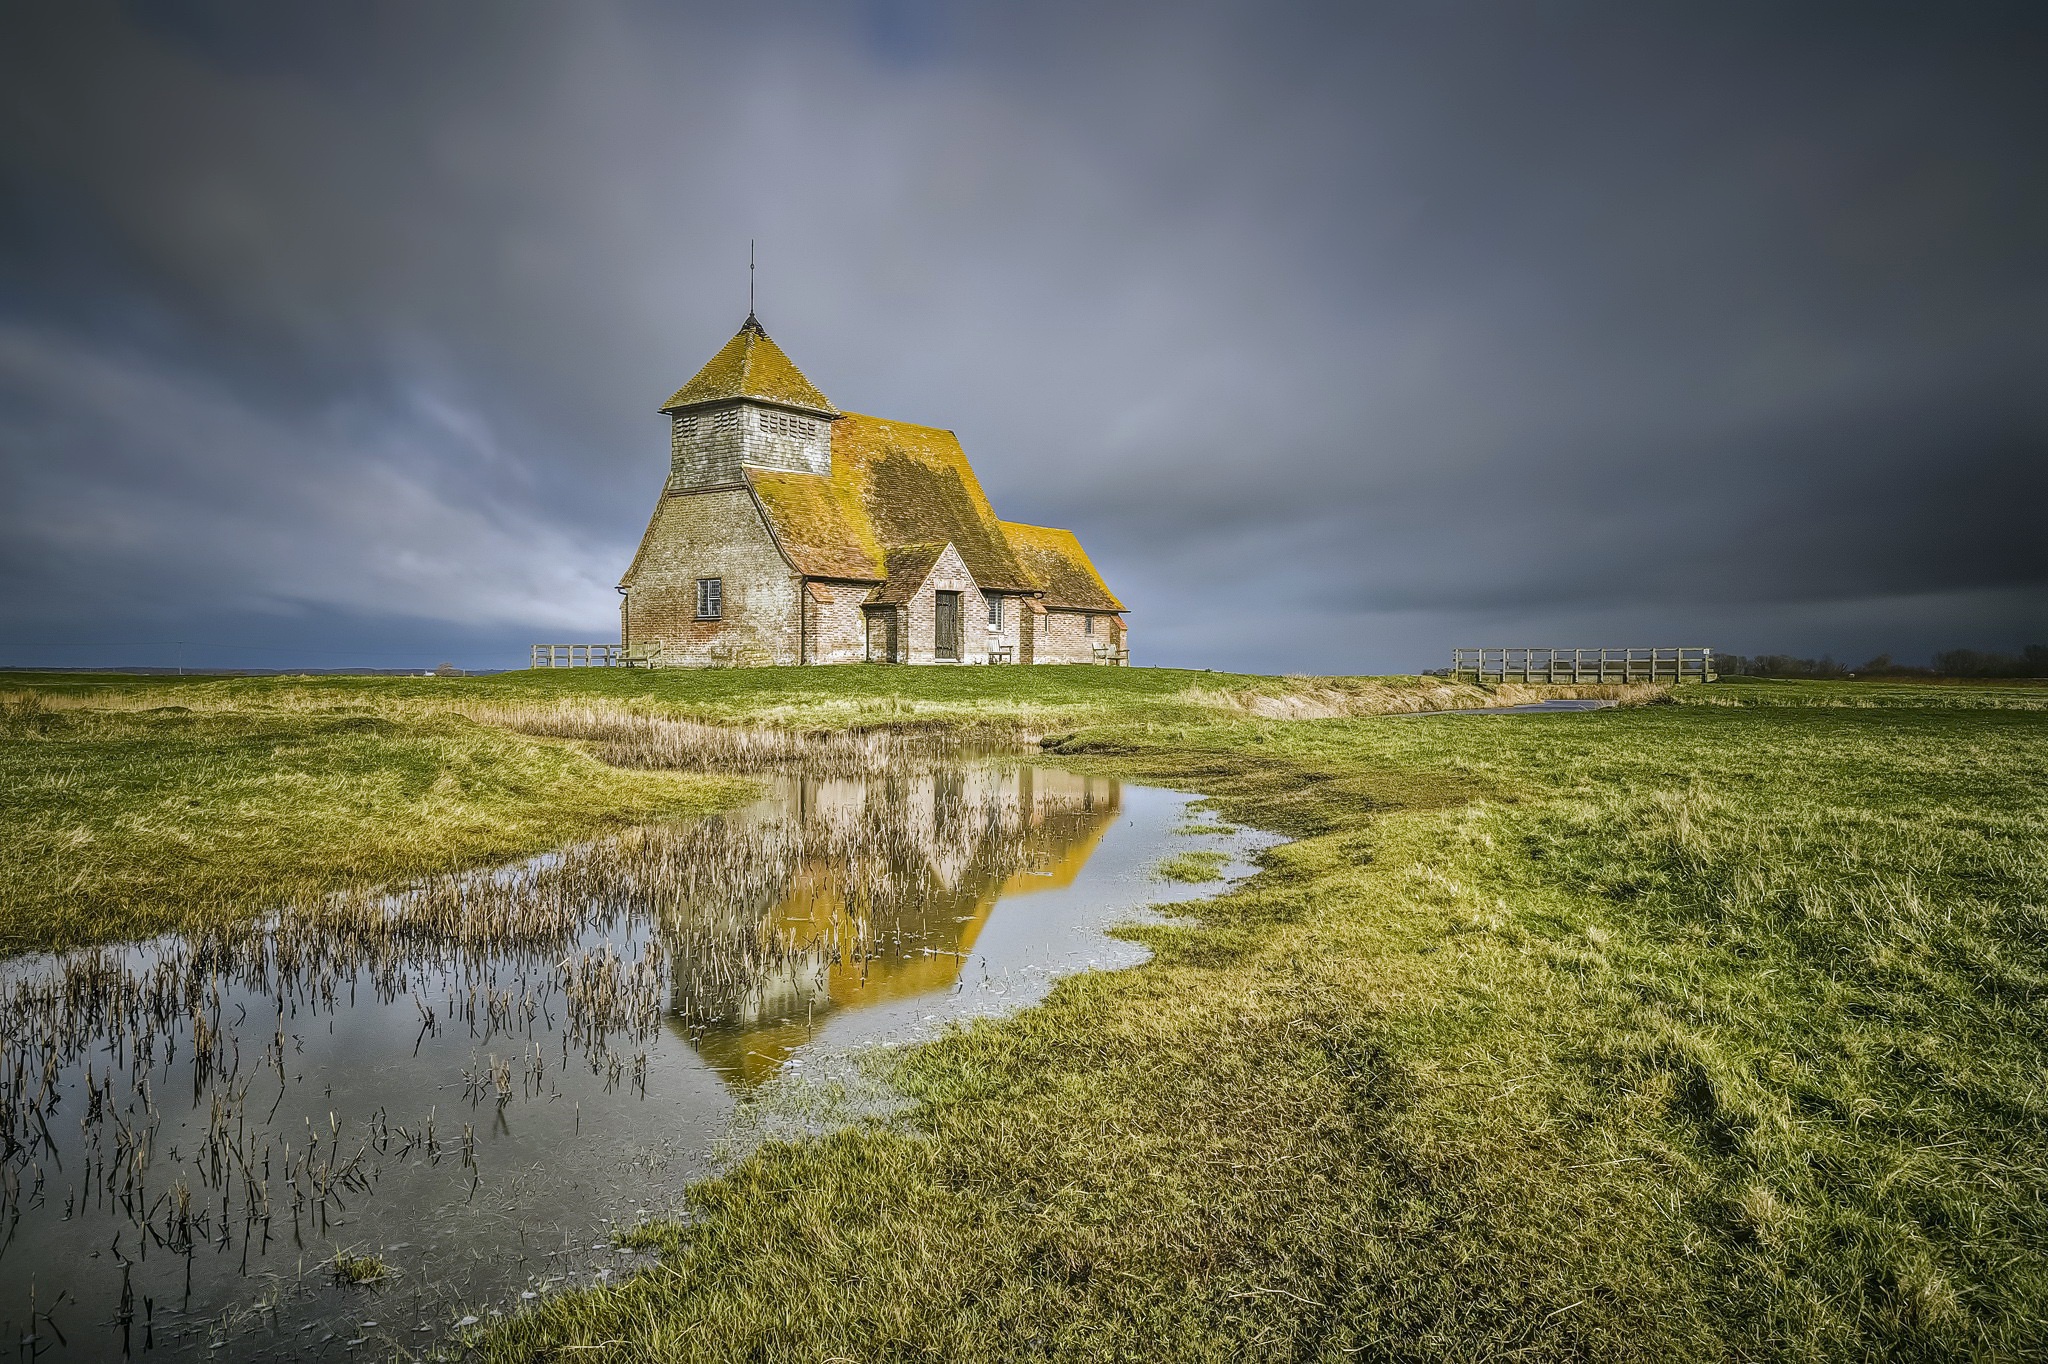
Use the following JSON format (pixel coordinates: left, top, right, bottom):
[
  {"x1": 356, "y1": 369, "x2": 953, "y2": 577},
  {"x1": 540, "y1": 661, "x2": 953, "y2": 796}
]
[
  {"x1": 836, "y1": 415, "x2": 1038, "y2": 593},
  {"x1": 747, "y1": 466, "x2": 886, "y2": 581},
  {"x1": 866, "y1": 544, "x2": 949, "y2": 604},
  {"x1": 631, "y1": 377, "x2": 1121, "y2": 610},
  {"x1": 747, "y1": 412, "x2": 1040, "y2": 596},
  {"x1": 661, "y1": 316, "x2": 838, "y2": 415},
  {"x1": 1000, "y1": 520, "x2": 1125, "y2": 612}
]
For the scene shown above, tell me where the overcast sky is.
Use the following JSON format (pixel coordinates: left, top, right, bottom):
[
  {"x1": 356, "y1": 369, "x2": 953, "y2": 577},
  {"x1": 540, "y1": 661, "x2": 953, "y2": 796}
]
[{"x1": 1, "y1": 1, "x2": 2041, "y2": 674}]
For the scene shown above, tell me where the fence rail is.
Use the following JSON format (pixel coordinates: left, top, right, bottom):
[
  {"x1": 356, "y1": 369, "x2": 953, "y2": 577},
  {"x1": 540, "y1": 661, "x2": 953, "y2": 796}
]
[
  {"x1": 530, "y1": 642, "x2": 645, "y2": 668},
  {"x1": 1450, "y1": 647, "x2": 1715, "y2": 684}
]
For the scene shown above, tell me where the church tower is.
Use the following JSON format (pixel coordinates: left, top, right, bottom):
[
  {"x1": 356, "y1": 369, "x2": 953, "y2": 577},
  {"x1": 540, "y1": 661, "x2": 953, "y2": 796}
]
[{"x1": 659, "y1": 315, "x2": 838, "y2": 492}]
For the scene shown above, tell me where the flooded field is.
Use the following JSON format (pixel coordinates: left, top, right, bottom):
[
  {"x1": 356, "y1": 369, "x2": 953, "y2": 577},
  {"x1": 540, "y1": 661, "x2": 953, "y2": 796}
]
[{"x1": 0, "y1": 760, "x2": 1267, "y2": 1360}]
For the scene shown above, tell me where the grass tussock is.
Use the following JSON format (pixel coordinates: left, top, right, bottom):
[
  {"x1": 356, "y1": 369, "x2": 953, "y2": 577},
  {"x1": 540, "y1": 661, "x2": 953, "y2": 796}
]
[
  {"x1": 1177, "y1": 676, "x2": 1665, "y2": 718},
  {"x1": 1154, "y1": 849, "x2": 1232, "y2": 883},
  {"x1": 456, "y1": 701, "x2": 974, "y2": 774},
  {"x1": 331, "y1": 1251, "x2": 392, "y2": 1285}
]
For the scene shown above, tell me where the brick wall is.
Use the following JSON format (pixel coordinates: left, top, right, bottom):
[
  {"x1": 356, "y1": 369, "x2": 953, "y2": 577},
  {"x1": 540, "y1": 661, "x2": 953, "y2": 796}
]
[
  {"x1": 1034, "y1": 609, "x2": 1123, "y2": 664},
  {"x1": 623, "y1": 487, "x2": 800, "y2": 666},
  {"x1": 621, "y1": 473, "x2": 1129, "y2": 668},
  {"x1": 803, "y1": 582, "x2": 870, "y2": 664},
  {"x1": 669, "y1": 402, "x2": 830, "y2": 491},
  {"x1": 981, "y1": 592, "x2": 1024, "y2": 663}
]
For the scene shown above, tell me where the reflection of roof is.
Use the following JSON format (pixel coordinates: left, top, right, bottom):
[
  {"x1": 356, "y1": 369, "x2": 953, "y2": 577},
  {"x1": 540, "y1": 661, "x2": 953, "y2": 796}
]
[
  {"x1": 999, "y1": 808, "x2": 1117, "y2": 895},
  {"x1": 747, "y1": 412, "x2": 1040, "y2": 595},
  {"x1": 681, "y1": 775, "x2": 1124, "y2": 1089},
  {"x1": 1000, "y1": 521, "x2": 1125, "y2": 612},
  {"x1": 661, "y1": 316, "x2": 838, "y2": 415}
]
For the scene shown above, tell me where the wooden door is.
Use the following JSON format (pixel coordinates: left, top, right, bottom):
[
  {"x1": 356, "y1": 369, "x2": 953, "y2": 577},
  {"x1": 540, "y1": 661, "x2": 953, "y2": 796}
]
[{"x1": 934, "y1": 591, "x2": 961, "y2": 661}]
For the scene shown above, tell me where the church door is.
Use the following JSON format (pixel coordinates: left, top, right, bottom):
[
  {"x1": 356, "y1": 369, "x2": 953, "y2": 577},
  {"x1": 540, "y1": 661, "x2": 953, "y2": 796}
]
[{"x1": 934, "y1": 591, "x2": 961, "y2": 661}]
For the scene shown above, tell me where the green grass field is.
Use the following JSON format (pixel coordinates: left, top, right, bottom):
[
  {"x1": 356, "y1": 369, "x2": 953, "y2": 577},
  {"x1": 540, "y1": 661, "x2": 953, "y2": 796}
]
[
  {"x1": 0, "y1": 685, "x2": 749, "y2": 953},
  {"x1": 3, "y1": 668, "x2": 2043, "y2": 1358}
]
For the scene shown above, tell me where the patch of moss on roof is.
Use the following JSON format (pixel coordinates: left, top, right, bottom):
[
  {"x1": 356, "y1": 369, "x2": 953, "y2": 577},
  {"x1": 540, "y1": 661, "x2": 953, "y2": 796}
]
[
  {"x1": 1001, "y1": 520, "x2": 1125, "y2": 612},
  {"x1": 745, "y1": 467, "x2": 887, "y2": 581},
  {"x1": 867, "y1": 543, "x2": 949, "y2": 603},
  {"x1": 661, "y1": 316, "x2": 837, "y2": 415},
  {"x1": 826, "y1": 414, "x2": 1038, "y2": 594}
]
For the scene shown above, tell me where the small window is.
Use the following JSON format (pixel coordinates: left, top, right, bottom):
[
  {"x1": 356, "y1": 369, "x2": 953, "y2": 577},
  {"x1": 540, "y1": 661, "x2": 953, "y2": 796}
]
[
  {"x1": 696, "y1": 577, "x2": 723, "y2": 620},
  {"x1": 988, "y1": 596, "x2": 1003, "y2": 629},
  {"x1": 1083, "y1": 614, "x2": 1095, "y2": 636},
  {"x1": 714, "y1": 410, "x2": 738, "y2": 433},
  {"x1": 672, "y1": 415, "x2": 696, "y2": 440}
]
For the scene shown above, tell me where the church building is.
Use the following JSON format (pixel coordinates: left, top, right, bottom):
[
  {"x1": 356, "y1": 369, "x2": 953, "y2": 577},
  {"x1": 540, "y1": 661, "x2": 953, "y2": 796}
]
[{"x1": 618, "y1": 315, "x2": 1127, "y2": 666}]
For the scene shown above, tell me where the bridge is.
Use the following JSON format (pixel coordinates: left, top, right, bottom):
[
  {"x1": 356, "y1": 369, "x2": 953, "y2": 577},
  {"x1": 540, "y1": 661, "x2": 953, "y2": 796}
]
[{"x1": 1451, "y1": 647, "x2": 1715, "y2": 684}]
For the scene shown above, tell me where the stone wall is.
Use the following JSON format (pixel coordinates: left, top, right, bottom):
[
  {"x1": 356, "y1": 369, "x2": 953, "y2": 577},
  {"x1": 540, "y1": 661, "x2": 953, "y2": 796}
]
[
  {"x1": 669, "y1": 402, "x2": 831, "y2": 491},
  {"x1": 623, "y1": 487, "x2": 800, "y2": 666}
]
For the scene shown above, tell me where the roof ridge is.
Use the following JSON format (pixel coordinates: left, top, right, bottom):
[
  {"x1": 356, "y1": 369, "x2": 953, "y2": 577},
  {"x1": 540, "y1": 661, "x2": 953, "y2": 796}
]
[{"x1": 834, "y1": 410, "x2": 955, "y2": 434}]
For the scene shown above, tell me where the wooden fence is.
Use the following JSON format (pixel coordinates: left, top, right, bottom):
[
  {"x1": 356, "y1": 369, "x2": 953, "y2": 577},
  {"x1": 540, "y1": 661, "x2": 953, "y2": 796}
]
[
  {"x1": 1450, "y1": 647, "x2": 1715, "y2": 684},
  {"x1": 530, "y1": 642, "x2": 661, "y2": 668}
]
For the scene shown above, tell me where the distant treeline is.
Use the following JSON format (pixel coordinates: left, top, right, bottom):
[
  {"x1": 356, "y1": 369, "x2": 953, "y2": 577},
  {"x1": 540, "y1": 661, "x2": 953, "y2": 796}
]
[{"x1": 1720, "y1": 645, "x2": 2047, "y2": 679}]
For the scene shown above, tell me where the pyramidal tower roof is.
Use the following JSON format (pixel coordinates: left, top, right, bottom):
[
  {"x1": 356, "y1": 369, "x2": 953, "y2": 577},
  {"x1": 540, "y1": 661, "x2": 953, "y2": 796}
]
[{"x1": 660, "y1": 315, "x2": 838, "y2": 416}]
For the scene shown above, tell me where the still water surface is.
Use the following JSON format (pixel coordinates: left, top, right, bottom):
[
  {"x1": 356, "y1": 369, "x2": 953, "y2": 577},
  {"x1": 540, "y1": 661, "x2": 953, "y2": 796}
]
[{"x1": 0, "y1": 761, "x2": 1266, "y2": 1360}]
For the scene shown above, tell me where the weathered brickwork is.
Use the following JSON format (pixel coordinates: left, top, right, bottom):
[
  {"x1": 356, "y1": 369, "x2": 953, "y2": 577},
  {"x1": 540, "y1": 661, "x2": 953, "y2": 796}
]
[
  {"x1": 1034, "y1": 609, "x2": 1124, "y2": 664},
  {"x1": 895, "y1": 544, "x2": 991, "y2": 665},
  {"x1": 622, "y1": 488, "x2": 799, "y2": 666},
  {"x1": 802, "y1": 582, "x2": 869, "y2": 665},
  {"x1": 670, "y1": 402, "x2": 832, "y2": 492},
  {"x1": 981, "y1": 592, "x2": 1024, "y2": 663}
]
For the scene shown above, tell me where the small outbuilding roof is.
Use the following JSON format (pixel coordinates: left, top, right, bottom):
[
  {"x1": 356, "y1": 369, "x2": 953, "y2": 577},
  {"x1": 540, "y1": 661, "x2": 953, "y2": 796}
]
[
  {"x1": 661, "y1": 316, "x2": 838, "y2": 416},
  {"x1": 1001, "y1": 520, "x2": 1125, "y2": 612},
  {"x1": 865, "y1": 544, "x2": 950, "y2": 604}
]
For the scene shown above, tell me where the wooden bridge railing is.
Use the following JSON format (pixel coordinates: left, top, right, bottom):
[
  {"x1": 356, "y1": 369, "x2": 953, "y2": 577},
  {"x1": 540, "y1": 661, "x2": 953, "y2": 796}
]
[{"x1": 1450, "y1": 647, "x2": 1715, "y2": 684}]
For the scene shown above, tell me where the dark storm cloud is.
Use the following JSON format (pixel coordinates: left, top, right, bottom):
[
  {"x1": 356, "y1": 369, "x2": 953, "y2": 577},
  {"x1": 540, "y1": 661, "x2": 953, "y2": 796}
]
[{"x1": 0, "y1": 0, "x2": 2041, "y2": 672}]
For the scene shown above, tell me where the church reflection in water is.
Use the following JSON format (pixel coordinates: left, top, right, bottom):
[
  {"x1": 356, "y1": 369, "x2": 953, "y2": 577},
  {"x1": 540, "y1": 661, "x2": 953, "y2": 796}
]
[{"x1": 671, "y1": 764, "x2": 1122, "y2": 1085}]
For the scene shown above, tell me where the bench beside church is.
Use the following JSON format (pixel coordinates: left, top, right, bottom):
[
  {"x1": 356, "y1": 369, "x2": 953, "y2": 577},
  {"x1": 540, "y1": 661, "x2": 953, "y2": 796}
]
[{"x1": 617, "y1": 315, "x2": 1127, "y2": 667}]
